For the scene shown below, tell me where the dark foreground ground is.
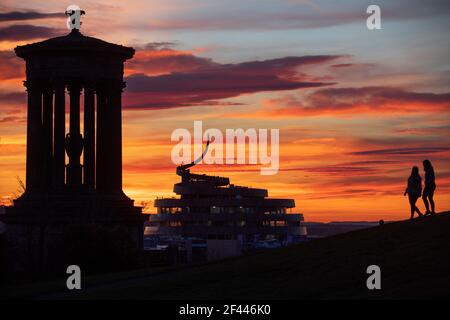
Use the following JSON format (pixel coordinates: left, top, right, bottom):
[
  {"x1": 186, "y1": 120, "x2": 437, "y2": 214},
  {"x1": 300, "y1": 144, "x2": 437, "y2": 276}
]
[{"x1": 2, "y1": 212, "x2": 450, "y2": 299}]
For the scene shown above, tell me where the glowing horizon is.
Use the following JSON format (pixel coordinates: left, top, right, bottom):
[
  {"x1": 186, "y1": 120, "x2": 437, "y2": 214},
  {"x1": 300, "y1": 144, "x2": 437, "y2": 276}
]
[{"x1": 0, "y1": 0, "x2": 449, "y2": 222}]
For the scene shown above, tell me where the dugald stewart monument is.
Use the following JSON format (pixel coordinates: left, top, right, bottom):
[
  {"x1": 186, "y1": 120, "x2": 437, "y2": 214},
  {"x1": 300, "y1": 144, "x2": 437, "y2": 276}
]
[{"x1": 0, "y1": 9, "x2": 143, "y2": 273}]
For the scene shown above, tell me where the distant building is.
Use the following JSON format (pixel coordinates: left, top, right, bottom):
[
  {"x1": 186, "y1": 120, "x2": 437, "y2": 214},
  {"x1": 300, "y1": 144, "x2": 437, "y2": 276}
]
[{"x1": 146, "y1": 141, "x2": 307, "y2": 260}]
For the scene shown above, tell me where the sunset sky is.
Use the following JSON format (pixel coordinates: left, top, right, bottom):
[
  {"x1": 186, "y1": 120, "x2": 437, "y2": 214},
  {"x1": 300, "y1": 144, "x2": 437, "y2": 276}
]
[{"x1": 0, "y1": 0, "x2": 449, "y2": 221}]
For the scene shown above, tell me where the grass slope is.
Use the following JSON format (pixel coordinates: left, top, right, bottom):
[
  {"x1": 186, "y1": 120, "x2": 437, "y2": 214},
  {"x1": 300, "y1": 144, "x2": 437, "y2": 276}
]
[
  {"x1": 4, "y1": 212, "x2": 450, "y2": 299},
  {"x1": 69, "y1": 212, "x2": 450, "y2": 299}
]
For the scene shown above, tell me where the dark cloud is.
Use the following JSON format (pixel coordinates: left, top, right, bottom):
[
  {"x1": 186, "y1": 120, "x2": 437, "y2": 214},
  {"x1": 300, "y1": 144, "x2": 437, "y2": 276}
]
[
  {"x1": 351, "y1": 147, "x2": 450, "y2": 156},
  {"x1": 386, "y1": 0, "x2": 450, "y2": 19},
  {"x1": 127, "y1": 49, "x2": 217, "y2": 76},
  {"x1": 147, "y1": 12, "x2": 361, "y2": 31},
  {"x1": 144, "y1": 42, "x2": 179, "y2": 50},
  {"x1": 394, "y1": 126, "x2": 450, "y2": 136},
  {"x1": 0, "y1": 11, "x2": 61, "y2": 22},
  {"x1": 0, "y1": 92, "x2": 26, "y2": 125},
  {"x1": 330, "y1": 63, "x2": 355, "y2": 68},
  {"x1": 0, "y1": 115, "x2": 26, "y2": 124},
  {"x1": 341, "y1": 160, "x2": 398, "y2": 166},
  {"x1": 0, "y1": 51, "x2": 23, "y2": 79},
  {"x1": 124, "y1": 55, "x2": 340, "y2": 109},
  {"x1": 329, "y1": 63, "x2": 375, "y2": 70},
  {"x1": 296, "y1": 166, "x2": 378, "y2": 175},
  {"x1": 268, "y1": 86, "x2": 450, "y2": 116},
  {"x1": 0, "y1": 91, "x2": 25, "y2": 104},
  {"x1": 0, "y1": 24, "x2": 60, "y2": 41},
  {"x1": 145, "y1": 0, "x2": 450, "y2": 31},
  {"x1": 312, "y1": 87, "x2": 450, "y2": 105}
]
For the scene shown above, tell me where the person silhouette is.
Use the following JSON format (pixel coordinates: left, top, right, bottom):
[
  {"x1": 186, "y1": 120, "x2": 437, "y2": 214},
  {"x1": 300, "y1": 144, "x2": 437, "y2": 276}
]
[
  {"x1": 404, "y1": 166, "x2": 423, "y2": 220},
  {"x1": 422, "y1": 159, "x2": 436, "y2": 216}
]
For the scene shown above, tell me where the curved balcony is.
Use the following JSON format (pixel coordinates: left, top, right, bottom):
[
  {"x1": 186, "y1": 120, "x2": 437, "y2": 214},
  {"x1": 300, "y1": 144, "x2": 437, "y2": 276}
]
[
  {"x1": 149, "y1": 225, "x2": 307, "y2": 236},
  {"x1": 154, "y1": 197, "x2": 295, "y2": 208},
  {"x1": 149, "y1": 212, "x2": 303, "y2": 223},
  {"x1": 173, "y1": 183, "x2": 268, "y2": 198}
]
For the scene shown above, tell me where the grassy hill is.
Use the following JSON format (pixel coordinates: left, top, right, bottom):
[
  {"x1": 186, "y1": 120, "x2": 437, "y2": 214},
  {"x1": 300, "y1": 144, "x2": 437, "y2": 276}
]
[{"x1": 3, "y1": 212, "x2": 450, "y2": 299}]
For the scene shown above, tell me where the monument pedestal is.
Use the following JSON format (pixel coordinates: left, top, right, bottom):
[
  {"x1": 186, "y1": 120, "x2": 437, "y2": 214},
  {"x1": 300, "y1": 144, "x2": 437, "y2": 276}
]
[{"x1": 3, "y1": 193, "x2": 143, "y2": 274}]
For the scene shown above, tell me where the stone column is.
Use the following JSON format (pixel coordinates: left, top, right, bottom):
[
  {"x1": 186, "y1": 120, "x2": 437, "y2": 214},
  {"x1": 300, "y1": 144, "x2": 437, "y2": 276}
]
[
  {"x1": 108, "y1": 80, "x2": 124, "y2": 193},
  {"x1": 53, "y1": 80, "x2": 66, "y2": 190},
  {"x1": 25, "y1": 80, "x2": 43, "y2": 193},
  {"x1": 66, "y1": 81, "x2": 83, "y2": 188},
  {"x1": 96, "y1": 80, "x2": 124, "y2": 194},
  {"x1": 42, "y1": 84, "x2": 53, "y2": 191},
  {"x1": 95, "y1": 82, "x2": 109, "y2": 193},
  {"x1": 83, "y1": 82, "x2": 95, "y2": 191}
]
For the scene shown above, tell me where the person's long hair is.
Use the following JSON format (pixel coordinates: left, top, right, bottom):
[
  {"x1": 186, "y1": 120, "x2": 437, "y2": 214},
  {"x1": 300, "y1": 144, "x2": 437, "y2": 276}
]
[{"x1": 423, "y1": 159, "x2": 433, "y2": 172}]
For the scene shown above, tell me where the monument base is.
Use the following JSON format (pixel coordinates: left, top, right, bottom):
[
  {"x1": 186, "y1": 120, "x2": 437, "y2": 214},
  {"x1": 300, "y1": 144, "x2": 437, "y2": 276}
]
[{"x1": 1, "y1": 192, "x2": 143, "y2": 276}]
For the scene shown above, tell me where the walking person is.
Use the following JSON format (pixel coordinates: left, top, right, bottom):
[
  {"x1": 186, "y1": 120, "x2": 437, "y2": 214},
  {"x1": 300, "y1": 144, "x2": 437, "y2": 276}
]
[
  {"x1": 404, "y1": 166, "x2": 423, "y2": 220},
  {"x1": 422, "y1": 160, "x2": 436, "y2": 216}
]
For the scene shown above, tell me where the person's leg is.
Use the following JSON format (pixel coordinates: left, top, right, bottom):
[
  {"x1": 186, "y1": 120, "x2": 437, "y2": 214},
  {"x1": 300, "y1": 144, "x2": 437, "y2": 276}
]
[
  {"x1": 422, "y1": 188, "x2": 430, "y2": 215},
  {"x1": 415, "y1": 206, "x2": 423, "y2": 216},
  {"x1": 429, "y1": 188, "x2": 435, "y2": 214},
  {"x1": 413, "y1": 196, "x2": 422, "y2": 217},
  {"x1": 409, "y1": 195, "x2": 416, "y2": 219}
]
